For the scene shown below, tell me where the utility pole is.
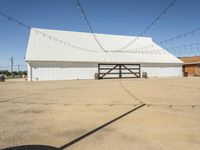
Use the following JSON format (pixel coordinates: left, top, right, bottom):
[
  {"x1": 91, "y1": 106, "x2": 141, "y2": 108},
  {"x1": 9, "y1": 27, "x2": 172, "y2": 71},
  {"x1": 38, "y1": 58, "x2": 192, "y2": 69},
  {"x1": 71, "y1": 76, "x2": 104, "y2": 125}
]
[
  {"x1": 18, "y1": 64, "x2": 20, "y2": 75},
  {"x1": 10, "y1": 56, "x2": 14, "y2": 73}
]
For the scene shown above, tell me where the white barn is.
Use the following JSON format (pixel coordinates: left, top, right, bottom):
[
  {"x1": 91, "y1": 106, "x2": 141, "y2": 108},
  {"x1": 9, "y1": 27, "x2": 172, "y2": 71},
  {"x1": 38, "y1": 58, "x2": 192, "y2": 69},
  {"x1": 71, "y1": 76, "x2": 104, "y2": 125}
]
[{"x1": 25, "y1": 28, "x2": 183, "y2": 81}]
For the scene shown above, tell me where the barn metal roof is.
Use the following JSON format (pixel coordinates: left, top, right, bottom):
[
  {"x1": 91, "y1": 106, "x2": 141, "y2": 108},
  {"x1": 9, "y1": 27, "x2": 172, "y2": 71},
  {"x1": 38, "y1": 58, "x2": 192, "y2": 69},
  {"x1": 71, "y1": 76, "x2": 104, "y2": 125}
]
[{"x1": 26, "y1": 28, "x2": 183, "y2": 64}]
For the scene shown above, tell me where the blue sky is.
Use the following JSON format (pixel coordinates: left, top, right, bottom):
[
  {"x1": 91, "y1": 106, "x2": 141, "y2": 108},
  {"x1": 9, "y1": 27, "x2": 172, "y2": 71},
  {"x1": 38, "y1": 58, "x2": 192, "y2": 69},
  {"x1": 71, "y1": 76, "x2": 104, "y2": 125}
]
[{"x1": 0, "y1": 0, "x2": 200, "y2": 70}]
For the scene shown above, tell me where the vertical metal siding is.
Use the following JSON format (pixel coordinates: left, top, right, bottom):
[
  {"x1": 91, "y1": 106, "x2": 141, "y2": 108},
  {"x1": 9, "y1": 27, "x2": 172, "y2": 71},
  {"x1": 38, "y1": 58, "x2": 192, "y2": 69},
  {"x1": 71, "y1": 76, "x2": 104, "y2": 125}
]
[
  {"x1": 28, "y1": 61, "x2": 183, "y2": 81},
  {"x1": 141, "y1": 67, "x2": 182, "y2": 77},
  {"x1": 29, "y1": 61, "x2": 98, "y2": 81}
]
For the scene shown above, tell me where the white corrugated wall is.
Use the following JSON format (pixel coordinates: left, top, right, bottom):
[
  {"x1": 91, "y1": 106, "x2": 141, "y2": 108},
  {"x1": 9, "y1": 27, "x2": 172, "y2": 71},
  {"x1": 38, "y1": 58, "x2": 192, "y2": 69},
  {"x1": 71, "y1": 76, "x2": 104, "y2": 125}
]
[
  {"x1": 141, "y1": 63, "x2": 182, "y2": 77},
  {"x1": 27, "y1": 61, "x2": 182, "y2": 81},
  {"x1": 28, "y1": 61, "x2": 98, "y2": 81}
]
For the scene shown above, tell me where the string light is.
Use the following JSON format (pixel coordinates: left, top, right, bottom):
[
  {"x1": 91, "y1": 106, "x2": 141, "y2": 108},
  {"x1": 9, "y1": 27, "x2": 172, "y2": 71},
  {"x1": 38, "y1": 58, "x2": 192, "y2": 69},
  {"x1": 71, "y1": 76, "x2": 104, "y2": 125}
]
[
  {"x1": 0, "y1": 11, "x2": 102, "y2": 53},
  {"x1": 125, "y1": 27, "x2": 200, "y2": 53},
  {"x1": 118, "y1": 41, "x2": 200, "y2": 56},
  {"x1": 76, "y1": 0, "x2": 107, "y2": 53},
  {"x1": 164, "y1": 43, "x2": 200, "y2": 56},
  {"x1": 1, "y1": 7, "x2": 199, "y2": 57},
  {"x1": 117, "y1": 0, "x2": 178, "y2": 51},
  {"x1": 166, "y1": 42, "x2": 200, "y2": 50}
]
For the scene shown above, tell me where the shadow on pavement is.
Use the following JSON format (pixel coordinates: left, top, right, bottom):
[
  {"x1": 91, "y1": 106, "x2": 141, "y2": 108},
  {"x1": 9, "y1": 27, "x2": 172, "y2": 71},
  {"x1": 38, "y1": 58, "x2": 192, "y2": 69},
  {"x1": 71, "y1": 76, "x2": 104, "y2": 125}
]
[
  {"x1": 1, "y1": 104, "x2": 146, "y2": 150},
  {"x1": 1, "y1": 145, "x2": 61, "y2": 150}
]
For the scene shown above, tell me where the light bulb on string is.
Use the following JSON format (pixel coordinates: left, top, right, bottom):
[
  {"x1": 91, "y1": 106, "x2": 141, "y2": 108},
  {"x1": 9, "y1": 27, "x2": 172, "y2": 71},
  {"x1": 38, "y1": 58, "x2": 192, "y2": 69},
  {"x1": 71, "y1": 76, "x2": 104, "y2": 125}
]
[
  {"x1": 163, "y1": 11, "x2": 167, "y2": 16},
  {"x1": 27, "y1": 26, "x2": 31, "y2": 31},
  {"x1": 8, "y1": 17, "x2": 11, "y2": 22},
  {"x1": 160, "y1": 41, "x2": 164, "y2": 44}
]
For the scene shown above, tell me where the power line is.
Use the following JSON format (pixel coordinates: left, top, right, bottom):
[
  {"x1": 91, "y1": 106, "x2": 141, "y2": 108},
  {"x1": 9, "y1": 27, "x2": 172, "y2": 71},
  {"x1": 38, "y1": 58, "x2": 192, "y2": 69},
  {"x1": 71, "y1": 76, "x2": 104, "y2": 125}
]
[
  {"x1": 0, "y1": 65, "x2": 11, "y2": 69},
  {"x1": 0, "y1": 11, "x2": 102, "y2": 53},
  {"x1": 76, "y1": 0, "x2": 107, "y2": 53},
  {"x1": 0, "y1": 65, "x2": 27, "y2": 71},
  {"x1": 117, "y1": 0, "x2": 177, "y2": 51}
]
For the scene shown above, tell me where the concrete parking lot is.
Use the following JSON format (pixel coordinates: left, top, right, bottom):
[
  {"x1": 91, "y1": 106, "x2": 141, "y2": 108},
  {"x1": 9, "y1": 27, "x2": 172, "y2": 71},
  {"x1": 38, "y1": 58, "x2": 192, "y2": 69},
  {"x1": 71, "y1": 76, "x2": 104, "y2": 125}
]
[{"x1": 0, "y1": 77, "x2": 200, "y2": 150}]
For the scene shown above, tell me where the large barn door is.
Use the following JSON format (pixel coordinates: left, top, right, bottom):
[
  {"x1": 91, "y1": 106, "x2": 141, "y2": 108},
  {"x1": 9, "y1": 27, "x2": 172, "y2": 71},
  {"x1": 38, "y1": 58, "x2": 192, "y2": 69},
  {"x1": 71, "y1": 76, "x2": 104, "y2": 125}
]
[{"x1": 98, "y1": 64, "x2": 141, "y2": 79}]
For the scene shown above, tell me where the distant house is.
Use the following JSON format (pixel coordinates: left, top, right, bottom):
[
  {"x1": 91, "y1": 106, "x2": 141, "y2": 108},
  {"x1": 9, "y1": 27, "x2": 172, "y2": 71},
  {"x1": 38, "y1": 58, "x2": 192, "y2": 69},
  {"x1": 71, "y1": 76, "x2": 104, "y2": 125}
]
[{"x1": 179, "y1": 56, "x2": 200, "y2": 76}]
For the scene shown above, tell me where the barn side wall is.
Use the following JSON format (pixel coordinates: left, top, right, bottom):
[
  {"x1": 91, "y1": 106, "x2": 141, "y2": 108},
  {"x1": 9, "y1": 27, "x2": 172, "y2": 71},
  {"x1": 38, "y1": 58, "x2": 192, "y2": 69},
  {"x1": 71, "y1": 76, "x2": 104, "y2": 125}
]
[
  {"x1": 27, "y1": 61, "x2": 98, "y2": 81},
  {"x1": 141, "y1": 63, "x2": 183, "y2": 77},
  {"x1": 27, "y1": 61, "x2": 182, "y2": 81}
]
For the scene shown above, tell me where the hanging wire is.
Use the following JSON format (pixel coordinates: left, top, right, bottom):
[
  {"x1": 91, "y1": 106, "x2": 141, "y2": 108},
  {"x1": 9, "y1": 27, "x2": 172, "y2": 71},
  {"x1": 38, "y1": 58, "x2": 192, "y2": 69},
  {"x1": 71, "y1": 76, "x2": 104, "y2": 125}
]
[
  {"x1": 0, "y1": 11, "x2": 102, "y2": 53},
  {"x1": 76, "y1": 0, "x2": 107, "y2": 53},
  {"x1": 118, "y1": 41, "x2": 200, "y2": 56},
  {"x1": 2, "y1": 5, "x2": 197, "y2": 57},
  {"x1": 159, "y1": 28, "x2": 200, "y2": 44},
  {"x1": 125, "y1": 27, "x2": 200, "y2": 52},
  {"x1": 167, "y1": 42, "x2": 200, "y2": 50},
  {"x1": 117, "y1": 0, "x2": 177, "y2": 51},
  {"x1": 170, "y1": 47, "x2": 200, "y2": 56}
]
